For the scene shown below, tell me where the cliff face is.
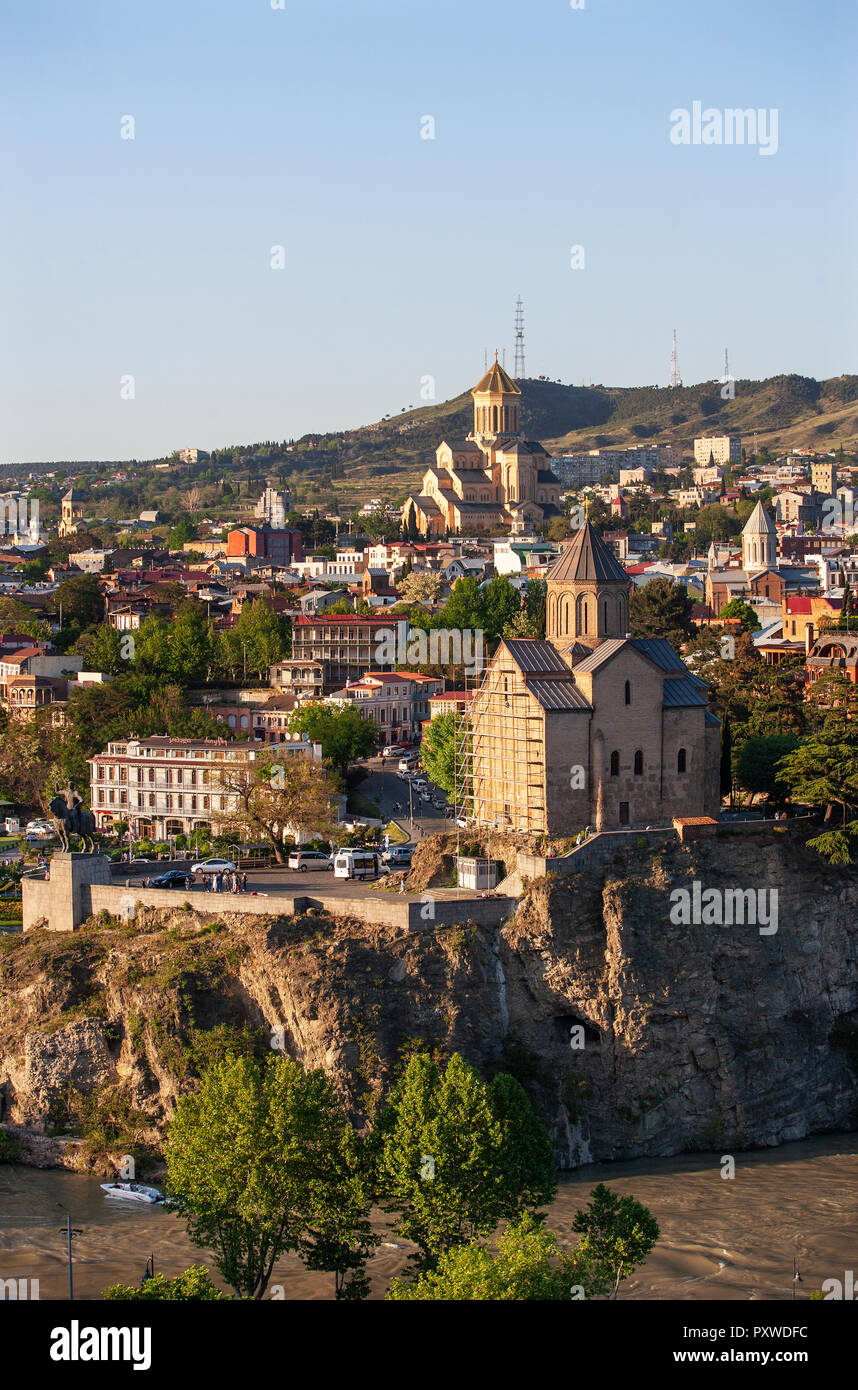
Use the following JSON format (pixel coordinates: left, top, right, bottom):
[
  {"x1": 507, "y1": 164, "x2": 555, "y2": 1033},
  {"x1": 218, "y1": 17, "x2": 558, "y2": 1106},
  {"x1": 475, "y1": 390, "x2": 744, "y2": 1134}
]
[{"x1": 1, "y1": 834, "x2": 857, "y2": 1168}]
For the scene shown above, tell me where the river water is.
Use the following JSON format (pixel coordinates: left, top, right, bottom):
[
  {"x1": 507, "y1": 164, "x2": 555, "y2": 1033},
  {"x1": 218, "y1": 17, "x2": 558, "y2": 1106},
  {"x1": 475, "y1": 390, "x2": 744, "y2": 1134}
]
[{"x1": 1, "y1": 1133, "x2": 856, "y2": 1301}]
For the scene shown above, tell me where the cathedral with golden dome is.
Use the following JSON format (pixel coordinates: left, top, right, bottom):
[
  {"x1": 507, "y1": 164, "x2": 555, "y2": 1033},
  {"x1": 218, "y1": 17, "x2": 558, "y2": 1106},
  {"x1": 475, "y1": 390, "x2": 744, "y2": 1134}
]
[{"x1": 401, "y1": 357, "x2": 564, "y2": 536}]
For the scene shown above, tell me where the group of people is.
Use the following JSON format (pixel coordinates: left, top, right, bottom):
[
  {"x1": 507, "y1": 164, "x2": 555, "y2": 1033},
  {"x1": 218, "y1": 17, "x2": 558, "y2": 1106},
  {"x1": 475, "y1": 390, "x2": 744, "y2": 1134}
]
[{"x1": 205, "y1": 870, "x2": 249, "y2": 894}]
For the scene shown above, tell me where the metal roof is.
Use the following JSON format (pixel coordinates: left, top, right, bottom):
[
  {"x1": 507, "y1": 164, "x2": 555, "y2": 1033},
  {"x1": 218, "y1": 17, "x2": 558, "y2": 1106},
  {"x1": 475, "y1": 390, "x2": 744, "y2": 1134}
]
[
  {"x1": 546, "y1": 523, "x2": 631, "y2": 586},
  {"x1": 526, "y1": 678, "x2": 592, "y2": 711},
  {"x1": 662, "y1": 676, "x2": 710, "y2": 708},
  {"x1": 629, "y1": 638, "x2": 688, "y2": 672},
  {"x1": 503, "y1": 639, "x2": 570, "y2": 674}
]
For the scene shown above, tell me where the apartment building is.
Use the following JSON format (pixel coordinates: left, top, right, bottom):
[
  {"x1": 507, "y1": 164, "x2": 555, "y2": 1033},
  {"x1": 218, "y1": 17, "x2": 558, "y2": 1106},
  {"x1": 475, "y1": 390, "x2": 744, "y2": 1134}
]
[
  {"x1": 693, "y1": 435, "x2": 742, "y2": 467},
  {"x1": 89, "y1": 735, "x2": 321, "y2": 840},
  {"x1": 333, "y1": 671, "x2": 443, "y2": 744},
  {"x1": 292, "y1": 613, "x2": 409, "y2": 685}
]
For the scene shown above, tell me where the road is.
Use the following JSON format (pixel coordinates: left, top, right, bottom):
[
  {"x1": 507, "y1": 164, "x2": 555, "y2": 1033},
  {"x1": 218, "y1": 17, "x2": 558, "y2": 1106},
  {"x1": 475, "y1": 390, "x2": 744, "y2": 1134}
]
[{"x1": 358, "y1": 756, "x2": 453, "y2": 840}]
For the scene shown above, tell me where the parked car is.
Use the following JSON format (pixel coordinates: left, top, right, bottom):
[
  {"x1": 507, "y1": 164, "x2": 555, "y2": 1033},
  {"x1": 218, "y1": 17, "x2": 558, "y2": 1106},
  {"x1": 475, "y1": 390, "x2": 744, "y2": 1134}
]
[
  {"x1": 148, "y1": 869, "x2": 195, "y2": 890},
  {"x1": 190, "y1": 857, "x2": 236, "y2": 875},
  {"x1": 381, "y1": 744, "x2": 406, "y2": 758},
  {"x1": 286, "y1": 850, "x2": 333, "y2": 872},
  {"x1": 411, "y1": 778, "x2": 429, "y2": 794},
  {"x1": 382, "y1": 845, "x2": 412, "y2": 867},
  {"x1": 432, "y1": 797, "x2": 447, "y2": 810}
]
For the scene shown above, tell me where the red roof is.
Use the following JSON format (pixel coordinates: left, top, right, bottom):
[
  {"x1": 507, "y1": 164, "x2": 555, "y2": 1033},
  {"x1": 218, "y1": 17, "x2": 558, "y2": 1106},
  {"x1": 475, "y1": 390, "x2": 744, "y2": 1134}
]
[{"x1": 430, "y1": 690, "x2": 474, "y2": 701}]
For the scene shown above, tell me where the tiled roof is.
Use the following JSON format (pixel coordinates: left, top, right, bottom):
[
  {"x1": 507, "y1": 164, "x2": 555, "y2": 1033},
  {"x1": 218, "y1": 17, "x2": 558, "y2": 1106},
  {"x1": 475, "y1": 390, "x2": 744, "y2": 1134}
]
[{"x1": 547, "y1": 524, "x2": 631, "y2": 586}]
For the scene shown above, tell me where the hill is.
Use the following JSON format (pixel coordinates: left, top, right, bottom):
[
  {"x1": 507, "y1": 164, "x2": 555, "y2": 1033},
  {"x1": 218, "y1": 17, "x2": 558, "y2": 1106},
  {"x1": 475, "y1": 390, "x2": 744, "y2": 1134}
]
[{"x1": 259, "y1": 371, "x2": 858, "y2": 513}]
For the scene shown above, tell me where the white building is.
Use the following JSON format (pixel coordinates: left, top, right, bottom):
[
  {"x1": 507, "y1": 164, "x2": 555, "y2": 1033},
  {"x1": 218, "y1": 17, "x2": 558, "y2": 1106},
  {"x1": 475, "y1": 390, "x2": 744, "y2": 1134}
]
[
  {"x1": 89, "y1": 735, "x2": 322, "y2": 841},
  {"x1": 694, "y1": 435, "x2": 742, "y2": 467}
]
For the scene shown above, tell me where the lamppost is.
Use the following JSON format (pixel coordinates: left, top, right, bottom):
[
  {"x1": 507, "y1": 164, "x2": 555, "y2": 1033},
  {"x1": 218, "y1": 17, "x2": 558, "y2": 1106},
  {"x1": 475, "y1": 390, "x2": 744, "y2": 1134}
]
[{"x1": 56, "y1": 1204, "x2": 82, "y2": 1300}]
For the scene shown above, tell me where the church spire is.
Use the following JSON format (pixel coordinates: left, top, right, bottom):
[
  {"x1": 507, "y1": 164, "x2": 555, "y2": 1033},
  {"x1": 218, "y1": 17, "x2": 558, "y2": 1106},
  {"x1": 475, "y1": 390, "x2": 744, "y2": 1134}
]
[
  {"x1": 545, "y1": 523, "x2": 632, "y2": 649},
  {"x1": 471, "y1": 356, "x2": 521, "y2": 440}
]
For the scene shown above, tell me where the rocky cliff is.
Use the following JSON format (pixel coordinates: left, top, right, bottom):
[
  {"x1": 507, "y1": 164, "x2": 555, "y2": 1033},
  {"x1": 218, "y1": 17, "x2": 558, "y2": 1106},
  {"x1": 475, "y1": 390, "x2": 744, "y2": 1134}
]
[{"x1": 1, "y1": 832, "x2": 856, "y2": 1169}]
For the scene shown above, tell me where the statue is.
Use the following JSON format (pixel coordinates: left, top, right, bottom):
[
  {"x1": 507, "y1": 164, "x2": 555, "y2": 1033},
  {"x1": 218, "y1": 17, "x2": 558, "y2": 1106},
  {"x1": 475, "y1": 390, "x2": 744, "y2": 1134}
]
[{"x1": 49, "y1": 782, "x2": 97, "y2": 853}]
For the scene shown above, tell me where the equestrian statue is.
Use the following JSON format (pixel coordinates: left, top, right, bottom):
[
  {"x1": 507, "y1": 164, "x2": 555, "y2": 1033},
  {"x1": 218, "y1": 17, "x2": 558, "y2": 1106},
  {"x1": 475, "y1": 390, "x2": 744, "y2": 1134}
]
[{"x1": 49, "y1": 782, "x2": 97, "y2": 853}]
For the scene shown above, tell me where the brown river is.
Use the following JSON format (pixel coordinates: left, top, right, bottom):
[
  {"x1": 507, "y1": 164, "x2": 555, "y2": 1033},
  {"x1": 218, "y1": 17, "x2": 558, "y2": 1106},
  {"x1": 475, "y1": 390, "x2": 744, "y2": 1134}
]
[{"x1": 2, "y1": 1133, "x2": 856, "y2": 1301}]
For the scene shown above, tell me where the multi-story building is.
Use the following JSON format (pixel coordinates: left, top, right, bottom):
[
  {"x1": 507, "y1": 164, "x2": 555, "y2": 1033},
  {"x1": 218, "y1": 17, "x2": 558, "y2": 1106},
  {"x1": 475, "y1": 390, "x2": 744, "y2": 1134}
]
[
  {"x1": 693, "y1": 435, "x2": 742, "y2": 468},
  {"x1": 254, "y1": 484, "x2": 292, "y2": 527},
  {"x1": 269, "y1": 659, "x2": 325, "y2": 698},
  {"x1": 291, "y1": 613, "x2": 409, "y2": 686},
  {"x1": 226, "y1": 526, "x2": 303, "y2": 566},
  {"x1": 330, "y1": 671, "x2": 443, "y2": 744},
  {"x1": 89, "y1": 735, "x2": 322, "y2": 841}
]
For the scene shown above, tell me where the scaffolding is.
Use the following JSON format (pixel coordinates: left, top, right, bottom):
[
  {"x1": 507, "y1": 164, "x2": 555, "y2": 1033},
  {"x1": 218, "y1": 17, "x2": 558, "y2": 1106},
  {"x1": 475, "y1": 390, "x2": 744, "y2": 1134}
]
[{"x1": 458, "y1": 658, "x2": 548, "y2": 836}]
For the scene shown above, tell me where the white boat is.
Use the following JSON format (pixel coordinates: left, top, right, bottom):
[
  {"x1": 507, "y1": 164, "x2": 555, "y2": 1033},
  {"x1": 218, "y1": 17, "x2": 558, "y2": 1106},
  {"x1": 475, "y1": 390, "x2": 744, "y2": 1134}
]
[{"x1": 100, "y1": 1182, "x2": 164, "y2": 1204}]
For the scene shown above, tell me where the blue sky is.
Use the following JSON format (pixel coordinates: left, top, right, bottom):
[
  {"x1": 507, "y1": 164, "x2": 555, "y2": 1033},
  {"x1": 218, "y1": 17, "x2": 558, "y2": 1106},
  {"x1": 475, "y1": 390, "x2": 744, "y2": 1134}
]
[{"x1": 1, "y1": 0, "x2": 855, "y2": 462}]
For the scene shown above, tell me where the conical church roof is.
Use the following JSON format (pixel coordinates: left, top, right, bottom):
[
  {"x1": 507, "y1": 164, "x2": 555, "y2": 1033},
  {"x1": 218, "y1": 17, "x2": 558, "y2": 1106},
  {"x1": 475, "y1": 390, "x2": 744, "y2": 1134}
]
[
  {"x1": 472, "y1": 356, "x2": 521, "y2": 397},
  {"x1": 742, "y1": 500, "x2": 776, "y2": 536},
  {"x1": 547, "y1": 523, "x2": 630, "y2": 585}
]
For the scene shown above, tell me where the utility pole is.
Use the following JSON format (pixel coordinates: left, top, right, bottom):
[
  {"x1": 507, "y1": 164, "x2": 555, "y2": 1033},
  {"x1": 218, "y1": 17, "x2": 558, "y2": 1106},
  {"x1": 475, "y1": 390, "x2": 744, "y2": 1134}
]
[{"x1": 56, "y1": 1207, "x2": 82, "y2": 1300}]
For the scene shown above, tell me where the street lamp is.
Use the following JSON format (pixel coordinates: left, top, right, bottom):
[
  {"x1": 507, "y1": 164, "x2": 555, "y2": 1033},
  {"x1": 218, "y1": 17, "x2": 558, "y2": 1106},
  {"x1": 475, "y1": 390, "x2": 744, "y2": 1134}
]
[{"x1": 56, "y1": 1204, "x2": 82, "y2": 1300}]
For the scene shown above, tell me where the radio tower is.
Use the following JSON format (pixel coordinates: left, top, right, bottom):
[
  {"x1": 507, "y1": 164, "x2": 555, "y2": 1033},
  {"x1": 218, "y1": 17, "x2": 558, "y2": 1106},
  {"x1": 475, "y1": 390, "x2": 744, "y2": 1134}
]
[
  {"x1": 723, "y1": 347, "x2": 729, "y2": 380},
  {"x1": 514, "y1": 297, "x2": 525, "y2": 380},
  {"x1": 669, "y1": 329, "x2": 682, "y2": 388}
]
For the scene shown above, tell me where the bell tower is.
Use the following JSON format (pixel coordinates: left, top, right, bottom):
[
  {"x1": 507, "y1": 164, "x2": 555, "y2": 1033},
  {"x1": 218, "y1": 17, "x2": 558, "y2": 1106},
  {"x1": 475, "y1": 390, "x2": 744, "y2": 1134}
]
[
  {"x1": 545, "y1": 523, "x2": 633, "y2": 651},
  {"x1": 471, "y1": 353, "x2": 522, "y2": 442}
]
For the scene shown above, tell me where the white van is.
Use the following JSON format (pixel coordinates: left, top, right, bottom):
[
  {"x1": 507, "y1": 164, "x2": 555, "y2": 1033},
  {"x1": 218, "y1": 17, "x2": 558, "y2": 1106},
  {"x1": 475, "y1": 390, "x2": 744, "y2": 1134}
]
[{"x1": 334, "y1": 849, "x2": 383, "y2": 881}]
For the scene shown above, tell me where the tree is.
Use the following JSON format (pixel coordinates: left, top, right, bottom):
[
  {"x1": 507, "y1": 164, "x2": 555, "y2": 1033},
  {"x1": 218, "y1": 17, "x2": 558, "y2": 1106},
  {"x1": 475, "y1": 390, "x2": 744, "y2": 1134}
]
[
  {"x1": 718, "y1": 598, "x2": 761, "y2": 631},
  {"x1": 570, "y1": 1182, "x2": 660, "y2": 1296},
  {"x1": 51, "y1": 573, "x2": 102, "y2": 627},
  {"x1": 103, "y1": 1266, "x2": 229, "y2": 1301},
  {"x1": 387, "y1": 1213, "x2": 581, "y2": 1301},
  {"x1": 213, "y1": 752, "x2": 337, "y2": 862},
  {"x1": 733, "y1": 734, "x2": 799, "y2": 803},
  {"x1": 0, "y1": 715, "x2": 63, "y2": 810},
  {"x1": 388, "y1": 1186, "x2": 659, "y2": 1300},
  {"x1": 165, "y1": 1055, "x2": 372, "y2": 1300},
  {"x1": 397, "y1": 572, "x2": 442, "y2": 606},
  {"x1": 72, "y1": 623, "x2": 126, "y2": 675},
  {"x1": 168, "y1": 516, "x2": 197, "y2": 550},
  {"x1": 629, "y1": 577, "x2": 695, "y2": 648},
  {"x1": 287, "y1": 703, "x2": 377, "y2": 778},
  {"x1": 375, "y1": 1052, "x2": 556, "y2": 1274},
  {"x1": 480, "y1": 574, "x2": 522, "y2": 645},
  {"x1": 420, "y1": 712, "x2": 469, "y2": 803},
  {"x1": 234, "y1": 599, "x2": 289, "y2": 677},
  {"x1": 438, "y1": 576, "x2": 484, "y2": 633}
]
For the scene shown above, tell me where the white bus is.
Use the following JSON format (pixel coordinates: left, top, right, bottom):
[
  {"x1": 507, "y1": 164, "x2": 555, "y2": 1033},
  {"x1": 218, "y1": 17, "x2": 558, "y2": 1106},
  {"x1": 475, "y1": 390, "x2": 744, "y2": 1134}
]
[{"x1": 333, "y1": 849, "x2": 383, "y2": 881}]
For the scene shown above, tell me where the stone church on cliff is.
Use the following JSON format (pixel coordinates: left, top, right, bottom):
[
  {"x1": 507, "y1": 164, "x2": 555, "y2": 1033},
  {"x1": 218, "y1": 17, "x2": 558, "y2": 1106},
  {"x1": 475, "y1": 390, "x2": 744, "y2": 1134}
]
[{"x1": 470, "y1": 524, "x2": 721, "y2": 835}]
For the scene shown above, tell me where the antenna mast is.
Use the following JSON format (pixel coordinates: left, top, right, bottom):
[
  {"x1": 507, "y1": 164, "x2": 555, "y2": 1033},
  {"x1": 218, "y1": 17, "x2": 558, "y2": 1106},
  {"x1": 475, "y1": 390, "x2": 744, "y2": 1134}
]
[
  {"x1": 514, "y1": 296, "x2": 525, "y2": 380},
  {"x1": 670, "y1": 329, "x2": 682, "y2": 388},
  {"x1": 723, "y1": 347, "x2": 729, "y2": 381}
]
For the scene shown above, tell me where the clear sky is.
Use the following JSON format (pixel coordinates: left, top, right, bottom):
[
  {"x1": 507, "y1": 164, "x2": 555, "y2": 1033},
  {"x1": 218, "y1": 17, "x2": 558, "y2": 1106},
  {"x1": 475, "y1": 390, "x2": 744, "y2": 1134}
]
[{"x1": 1, "y1": 0, "x2": 855, "y2": 463}]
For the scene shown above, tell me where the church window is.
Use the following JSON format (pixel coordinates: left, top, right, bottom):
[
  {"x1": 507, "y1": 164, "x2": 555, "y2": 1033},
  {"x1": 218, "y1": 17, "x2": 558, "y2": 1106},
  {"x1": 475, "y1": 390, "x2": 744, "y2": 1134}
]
[
  {"x1": 634, "y1": 750, "x2": 643, "y2": 776},
  {"x1": 493, "y1": 405, "x2": 499, "y2": 432},
  {"x1": 677, "y1": 748, "x2": 687, "y2": 774},
  {"x1": 610, "y1": 750, "x2": 620, "y2": 777},
  {"x1": 624, "y1": 680, "x2": 631, "y2": 705}
]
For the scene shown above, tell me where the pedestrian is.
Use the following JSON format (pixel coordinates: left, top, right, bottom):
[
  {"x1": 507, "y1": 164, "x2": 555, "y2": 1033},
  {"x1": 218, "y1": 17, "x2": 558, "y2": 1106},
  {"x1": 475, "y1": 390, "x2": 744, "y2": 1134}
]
[
  {"x1": 214, "y1": 872, "x2": 221, "y2": 893},
  {"x1": 241, "y1": 872, "x2": 248, "y2": 893},
  {"x1": 231, "y1": 872, "x2": 239, "y2": 894}
]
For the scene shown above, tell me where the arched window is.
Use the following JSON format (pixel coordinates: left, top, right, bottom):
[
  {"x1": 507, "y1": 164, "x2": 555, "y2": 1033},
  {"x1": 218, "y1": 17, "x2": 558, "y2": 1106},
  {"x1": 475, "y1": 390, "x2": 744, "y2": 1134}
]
[
  {"x1": 624, "y1": 680, "x2": 631, "y2": 706},
  {"x1": 634, "y1": 750, "x2": 643, "y2": 776},
  {"x1": 677, "y1": 747, "x2": 687, "y2": 774},
  {"x1": 610, "y1": 750, "x2": 620, "y2": 777}
]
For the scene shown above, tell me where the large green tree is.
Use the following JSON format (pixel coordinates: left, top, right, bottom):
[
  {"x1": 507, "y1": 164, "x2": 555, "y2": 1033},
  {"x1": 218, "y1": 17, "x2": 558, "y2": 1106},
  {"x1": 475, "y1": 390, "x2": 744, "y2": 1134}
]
[
  {"x1": 165, "y1": 1055, "x2": 374, "y2": 1300},
  {"x1": 629, "y1": 576, "x2": 695, "y2": 649},
  {"x1": 419, "y1": 712, "x2": 469, "y2": 803},
  {"x1": 287, "y1": 702, "x2": 377, "y2": 777},
  {"x1": 375, "y1": 1052, "x2": 556, "y2": 1274}
]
